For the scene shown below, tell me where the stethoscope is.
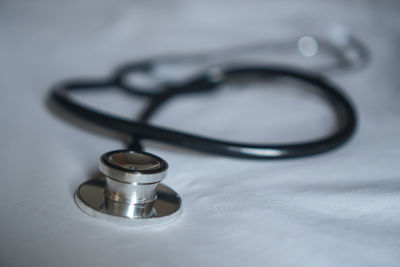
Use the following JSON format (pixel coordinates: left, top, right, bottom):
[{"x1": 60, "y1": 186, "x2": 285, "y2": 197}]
[{"x1": 50, "y1": 34, "x2": 368, "y2": 227}]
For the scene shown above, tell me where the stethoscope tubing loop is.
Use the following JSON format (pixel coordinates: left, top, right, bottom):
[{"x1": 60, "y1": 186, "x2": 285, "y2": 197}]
[{"x1": 51, "y1": 64, "x2": 357, "y2": 159}]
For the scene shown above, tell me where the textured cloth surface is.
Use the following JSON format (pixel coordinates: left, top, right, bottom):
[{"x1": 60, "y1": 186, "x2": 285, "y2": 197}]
[{"x1": 1, "y1": 1, "x2": 400, "y2": 266}]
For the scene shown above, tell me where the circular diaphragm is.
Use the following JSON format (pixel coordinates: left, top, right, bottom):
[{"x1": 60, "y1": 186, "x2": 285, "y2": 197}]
[{"x1": 74, "y1": 150, "x2": 181, "y2": 227}]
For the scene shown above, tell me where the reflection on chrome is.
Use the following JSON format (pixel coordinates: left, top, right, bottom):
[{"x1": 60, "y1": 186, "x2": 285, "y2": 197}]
[
  {"x1": 104, "y1": 198, "x2": 155, "y2": 219},
  {"x1": 297, "y1": 35, "x2": 319, "y2": 57}
]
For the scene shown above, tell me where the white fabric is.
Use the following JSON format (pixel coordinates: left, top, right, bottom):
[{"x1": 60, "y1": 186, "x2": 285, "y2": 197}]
[{"x1": 1, "y1": 0, "x2": 399, "y2": 266}]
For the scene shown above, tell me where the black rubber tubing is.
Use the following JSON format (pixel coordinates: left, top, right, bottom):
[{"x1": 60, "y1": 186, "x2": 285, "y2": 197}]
[{"x1": 51, "y1": 65, "x2": 357, "y2": 159}]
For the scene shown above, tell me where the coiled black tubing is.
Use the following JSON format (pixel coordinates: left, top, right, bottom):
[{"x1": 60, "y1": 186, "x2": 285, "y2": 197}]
[{"x1": 51, "y1": 63, "x2": 357, "y2": 159}]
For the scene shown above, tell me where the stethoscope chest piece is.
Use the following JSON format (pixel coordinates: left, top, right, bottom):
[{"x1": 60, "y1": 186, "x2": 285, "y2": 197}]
[{"x1": 74, "y1": 150, "x2": 181, "y2": 227}]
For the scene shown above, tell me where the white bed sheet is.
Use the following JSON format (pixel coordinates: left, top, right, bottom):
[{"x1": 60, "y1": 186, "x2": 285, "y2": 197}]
[{"x1": 1, "y1": 0, "x2": 399, "y2": 266}]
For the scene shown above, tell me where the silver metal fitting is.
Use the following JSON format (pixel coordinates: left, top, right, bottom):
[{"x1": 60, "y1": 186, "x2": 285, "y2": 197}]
[{"x1": 74, "y1": 150, "x2": 181, "y2": 227}]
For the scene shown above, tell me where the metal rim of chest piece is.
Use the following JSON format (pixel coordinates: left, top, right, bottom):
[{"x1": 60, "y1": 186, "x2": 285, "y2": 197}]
[{"x1": 74, "y1": 150, "x2": 181, "y2": 227}]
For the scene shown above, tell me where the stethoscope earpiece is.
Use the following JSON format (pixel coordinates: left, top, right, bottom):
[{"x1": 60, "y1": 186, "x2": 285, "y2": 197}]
[{"x1": 74, "y1": 150, "x2": 181, "y2": 227}]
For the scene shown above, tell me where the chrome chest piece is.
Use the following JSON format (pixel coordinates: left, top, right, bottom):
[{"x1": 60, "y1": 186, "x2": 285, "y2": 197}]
[{"x1": 74, "y1": 150, "x2": 181, "y2": 227}]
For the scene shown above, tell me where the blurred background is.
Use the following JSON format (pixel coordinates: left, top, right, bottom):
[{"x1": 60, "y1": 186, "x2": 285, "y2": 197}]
[{"x1": 0, "y1": 0, "x2": 399, "y2": 266}]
